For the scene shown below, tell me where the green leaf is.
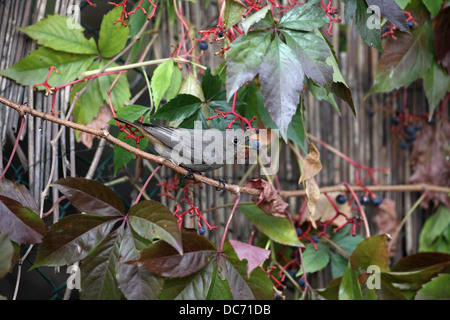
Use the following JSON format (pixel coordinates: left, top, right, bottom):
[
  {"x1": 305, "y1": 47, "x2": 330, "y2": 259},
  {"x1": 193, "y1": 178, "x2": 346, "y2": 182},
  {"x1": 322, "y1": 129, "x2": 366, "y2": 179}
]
[
  {"x1": 0, "y1": 178, "x2": 39, "y2": 213},
  {"x1": 350, "y1": 234, "x2": 389, "y2": 271},
  {"x1": 206, "y1": 267, "x2": 234, "y2": 300},
  {"x1": 415, "y1": 273, "x2": 450, "y2": 300},
  {"x1": 80, "y1": 228, "x2": 124, "y2": 300},
  {"x1": 355, "y1": 0, "x2": 382, "y2": 51},
  {"x1": 71, "y1": 60, "x2": 130, "y2": 127},
  {"x1": 160, "y1": 262, "x2": 215, "y2": 300},
  {"x1": 339, "y1": 262, "x2": 362, "y2": 300},
  {"x1": 98, "y1": 7, "x2": 130, "y2": 58},
  {"x1": 221, "y1": 240, "x2": 274, "y2": 300},
  {"x1": 423, "y1": 63, "x2": 450, "y2": 116},
  {"x1": 0, "y1": 195, "x2": 47, "y2": 245},
  {"x1": 33, "y1": 214, "x2": 119, "y2": 268},
  {"x1": 0, "y1": 46, "x2": 95, "y2": 88},
  {"x1": 0, "y1": 233, "x2": 15, "y2": 278},
  {"x1": 53, "y1": 177, "x2": 125, "y2": 216},
  {"x1": 150, "y1": 94, "x2": 202, "y2": 122},
  {"x1": 224, "y1": 0, "x2": 246, "y2": 30},
  {"x1": 239, "y1": 204, "x2": 303, "y2": 247},
  {"x1": 419, "y1": 206, "x2": 450, "y2": 252},
  {"x1": 132, "y1": 232, "x2": 216, "y2": 278},
  {"x1": 259, "y1": 35, "x2": 304, "y2": 140},
  {"x1": 282, "y1": 30, "x2": 333, "y2": 86},
  {"x1": 113, "y1": 131, "x2": 149, "y2": 176},
  {"x1": 116, "y1": 226, "x2": 163, "y2": 300},
  {"x1": 165, "y1": 65, "x2": 182, "y2": 102},
  {"x1": 278, "y1": 0, "x2": 328, "y2": 31},
  {"x1": 151, "y1": 58, "x2": 175, "y2": 109},
  {"x1": 113, "y1": 104, "x2": 150, "y2": 122},
  {"x1": 202, "y1": 67, "x2": 223, "y2": 101},
  {"x1": 17, "y1": 14, "x2": 97, "y2": 54},
  {"x1": 128, "y1": 200, "x2": 182, "y2": 254},
  {"x1": 241, "y1": 5, "x2": 274, "y2": 34},
  {"x1": 296, "y1": 242, "x2": 330, "y2": 276},
  {"x1": 366, "y1": 22, "x2": 433, "y2": 97},
  {"x1": 307, "y1": 79, "x2": 340, "y2": 114},
  {"x1": 226, "y1": 30, "x2": 272, "y2": 102}
]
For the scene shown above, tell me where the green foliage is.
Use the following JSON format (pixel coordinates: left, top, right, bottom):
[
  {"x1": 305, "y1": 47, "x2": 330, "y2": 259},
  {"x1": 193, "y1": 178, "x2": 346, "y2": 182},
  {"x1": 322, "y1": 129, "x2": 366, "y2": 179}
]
[{"x1": 419, "y1": 205, "x2": 450, "y2": 253}]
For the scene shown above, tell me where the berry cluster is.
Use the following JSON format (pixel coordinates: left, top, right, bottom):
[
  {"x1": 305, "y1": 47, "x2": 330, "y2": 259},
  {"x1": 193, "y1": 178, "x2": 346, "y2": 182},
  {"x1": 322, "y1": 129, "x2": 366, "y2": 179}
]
[{"x1": 382, "y1": 11, "x2": 416, "y2": 39}]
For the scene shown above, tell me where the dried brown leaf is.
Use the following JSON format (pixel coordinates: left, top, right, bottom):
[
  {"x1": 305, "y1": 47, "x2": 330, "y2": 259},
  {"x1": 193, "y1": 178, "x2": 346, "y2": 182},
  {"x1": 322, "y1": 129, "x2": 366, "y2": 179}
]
[
  {"x1": 301, "y1": 191, "x2": 352, "y2": 226},
  {"x1": 298, "y1": 143, "x2": 322, "y2": 184},
  {"x1": 373, "y1": 198, "x2": 397, "y2": 256},
  {"x1": 305, "y1": 179, "x2": 320, "y2": 228},
  {"x1": 79, "y1": 105, "x2": 112, "y2": 148},
  {"x1": 243, "y1": 179, "x2": 288, "y2": 217},
  {"x1": 410, "y1": 119, "x2": 450, "y2": 209}
]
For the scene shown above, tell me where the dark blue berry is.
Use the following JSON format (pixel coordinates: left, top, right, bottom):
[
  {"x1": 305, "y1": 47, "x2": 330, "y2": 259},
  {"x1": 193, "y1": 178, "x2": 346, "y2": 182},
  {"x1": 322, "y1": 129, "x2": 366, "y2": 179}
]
[
  {"x1": 198, "y1": 227, "x2": 206, "y2": 235},
  {"x1": 407, "y1": 134, "x2": 417, "y2": 142},
  {"x1": 427, "y1": 118, "x2": 435, "y2": 125},
  {"x1": 198, "y1": 41, "x2": 208, "y2": 50},
  {"x1": 359, "y1": 196, "x2": 370, "y2": 205},
  {"x1": 296, "y1": 228, "x2": 303, "y2": 236},
  {"x1": 405, "y1": 127, "x2": 415, "y2": 135},
  {"x1": 218, "y1": 31, "x2": 224, "y2": 37},
  {"x1": 336, "y1": 194, "x2": 347, "y2": 204},
  {"x1": 368, "y1": 109, "x2": 374, "y2": 117},
  {"x1": 391, "y1": 116, "x2": 399, "y2": 125},
  {"x1": 288, "y1": 269, "x2": 297, "y2": 278},
  {"x1": 298, "y1": 276, "x2": 305, "y2": 288},
  {"x1": 400, "y1": 141, "x2": 408, "y2": 149},
  {"x1": 407, "y1": 21, "x2": 415, "y2": 28},
  {"x1": 311, "y1": 235, "x2": 320, "y2": 243},
  {"x1": 414, "y1": 124, "x2": 422, "y2": 131},
  {"x1": 371, "y1": 196, "x2": 382, "y2": 206},
  {"x1": 395, "y1": 108, "x2": 403, "y2": 116},
  {"x1": 354, "y1": 215, "x2": 361, "y2": 223}
]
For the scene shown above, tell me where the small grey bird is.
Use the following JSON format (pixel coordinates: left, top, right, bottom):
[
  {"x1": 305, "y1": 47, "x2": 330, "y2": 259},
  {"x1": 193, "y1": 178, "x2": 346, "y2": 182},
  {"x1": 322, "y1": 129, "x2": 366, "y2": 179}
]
[{"x1": 115, "y1": 118, "x2": 253, "y2": 173}]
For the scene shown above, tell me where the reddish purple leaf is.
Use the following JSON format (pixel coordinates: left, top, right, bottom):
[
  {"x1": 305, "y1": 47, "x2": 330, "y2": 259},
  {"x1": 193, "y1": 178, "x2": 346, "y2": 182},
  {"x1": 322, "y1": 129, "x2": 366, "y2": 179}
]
[
  {"x1": 0, "y1": 178, "x2": 39, "y2": 212},
  {"x1": 0, "y1": 195, "x2": 47, "y2": 244},
  {"x1": 228, "y1": 239, "x2": 270, "y2": 277},
  {"x1": 129, "y1": 232, "x2": 216, "y2": 278},
  {"x1": 433, "y1": 6, "x2": 450, "y2": 73},
  {"x1": 53, "y1": 177, "x2": 125, "y2": 216}
]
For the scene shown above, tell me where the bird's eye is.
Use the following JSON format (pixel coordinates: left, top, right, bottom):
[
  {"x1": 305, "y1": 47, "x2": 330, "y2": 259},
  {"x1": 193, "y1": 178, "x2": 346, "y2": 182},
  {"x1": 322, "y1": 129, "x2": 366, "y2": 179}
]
[{"x1": 233, "y1": 137, "x2": 239, "y2": 144}]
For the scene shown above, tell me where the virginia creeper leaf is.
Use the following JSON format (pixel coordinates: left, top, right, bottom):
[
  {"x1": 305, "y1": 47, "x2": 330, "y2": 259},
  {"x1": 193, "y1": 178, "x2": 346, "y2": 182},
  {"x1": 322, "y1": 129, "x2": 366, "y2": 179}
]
[
  {"x1": 243, "y1": 179, "x2": 289, "y2": 218},
  {"x1": 53, "y1": 177, "x2": 125, "y2": 216},
  {"x1": 0, "y1": 178, "x2": 39, "y2": 213},
  {"x1": 17, "y1": 14, "x2": 97, "y2": 54},
  {"x1": 391, "y1": 252, "x2": 450, "y2": 271},
  {"x1": 160, "y1": 262, "x2": 215, "y2": 300},
  {"x1": 128, "y1": 200, "x2": 182, "y2": 255},
  {"x1": 415, "y1": 274, "x2": 450, "y2": 300},
  {"x1": 80, "y1": 228, "x2": 124, "y2": 300},
  {"x1": 116, "y1": 226, "x2": 163, "y2": 300},
  {"x1": 339, "y1": 262, "x2": 362, "y2": 300},
  {"x1": 131, "y1": 232, "x2": 216, "y2": 278},
  {"x1": 165, "y1": 64, "x2": 182, "y2": 102},
  {"x1": 278, "y1": 0, "x2": 328, "y2": 31},
  {"x1": 150, "y1": 94, "x2": 202, "y2": 122},
  {"x1": 366, "y1": 22, "x2": 433, "y2": 97},
  {"x1": 355, "y1": 0, "x2": 382, "y2": 51},
  {"x1": 151, "y1": 58, "x2": 175, "y2": 109},
  {"x1": 225, "y1": 30, "x2": 272, "y2": 102},
  {"x1": 365, "y1": 0, "x2": 409, "y2": 32},
  {"x1": 350, "y1": 234, "x2": 389, "y2": 271},
  {"x1": 113, "y1": 131, "x2": 149, "y2": 176},
  {"x1": 221, "y1": 240, "x2": 273, "y2": 300},
  {"x1": 33, "y1": 214, "x2": 119, "y2": 268},
  {"x1": 98, "y1": 7, "x2": 130, "y2": 58},
  {"x1": 259, "y1": 35, "x2": 304, "y2": 140},
  {"x1": 202, "y1": 67, "x2": 223, "y2": 101},
  {"x1": 241, "y1": 5, "x2": 273, "y2": 34},
  {"x1": 282, "y1": 30, "x2": 333, "y2": 86},
  {"x1": 239, "y1": 204, "x2": 303, "y2": 247},
  {"x1": 0, "y1": 233, "x2": 15, "y2": 278},
  {"x1": 433, "y1": 6, "x2": 450, "y2": 73},
  {"x1": 0, "y1": 195, "x2": 47, "y2": 245},
  {"x1": 224, "y1": 0, "x2": 246, "y2": 30},
  {"x1": 422, "y1": 0, "x2": 443, "y2": 17},
  {"x1": 423, "y1": 62, "x2": 450, "y2": 116},
  {"x1": 0, "y1": 46, "x2": 95, "y2": 88},
  {"x1": 228, "y1": 239, "x2": 270, "y2": 277}
]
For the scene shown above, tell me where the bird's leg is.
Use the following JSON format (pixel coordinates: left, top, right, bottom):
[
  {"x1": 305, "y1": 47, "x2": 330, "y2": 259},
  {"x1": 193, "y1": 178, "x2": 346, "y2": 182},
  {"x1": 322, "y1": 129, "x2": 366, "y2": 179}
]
[
  {"x1": 182, "y1": 168, "x2": 196, "y2": 180},
  {"x1": 215, "y1": 179, "x2": 227, "y2": 192}
]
